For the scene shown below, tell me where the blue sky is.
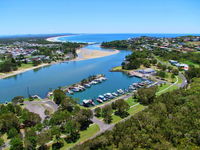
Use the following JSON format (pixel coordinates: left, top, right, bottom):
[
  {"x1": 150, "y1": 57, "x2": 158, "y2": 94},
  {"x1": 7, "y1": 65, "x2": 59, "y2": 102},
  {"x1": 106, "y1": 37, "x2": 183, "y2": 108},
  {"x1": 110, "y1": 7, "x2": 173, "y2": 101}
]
[{"x1": 0, "y1": 0, "x2": 200, "y2": 35}]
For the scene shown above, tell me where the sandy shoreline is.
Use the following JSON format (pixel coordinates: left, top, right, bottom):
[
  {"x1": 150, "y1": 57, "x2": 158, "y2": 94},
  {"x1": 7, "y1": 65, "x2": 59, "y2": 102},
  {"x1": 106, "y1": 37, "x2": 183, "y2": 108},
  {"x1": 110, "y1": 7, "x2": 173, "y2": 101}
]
[
  {"x1": 0, "y1": 36, "x2": 119, "y2": 79},
  {"x1": 46, "y1": 35, "x2": 71, "y2": 42}
]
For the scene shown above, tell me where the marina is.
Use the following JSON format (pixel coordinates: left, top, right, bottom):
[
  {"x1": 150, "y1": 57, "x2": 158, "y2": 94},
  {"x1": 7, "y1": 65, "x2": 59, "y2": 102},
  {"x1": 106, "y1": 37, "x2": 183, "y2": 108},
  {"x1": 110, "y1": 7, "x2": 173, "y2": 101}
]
[{"x1": 81, "y1": 79, "x2": 154, "y2": 107}]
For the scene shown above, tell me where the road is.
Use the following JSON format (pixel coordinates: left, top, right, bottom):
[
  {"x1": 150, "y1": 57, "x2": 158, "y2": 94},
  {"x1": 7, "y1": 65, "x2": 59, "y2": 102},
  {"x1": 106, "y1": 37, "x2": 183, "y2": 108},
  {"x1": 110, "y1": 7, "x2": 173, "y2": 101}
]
[
  {"x1": 178, "y1": 73, "x2": 187, "y2": 88},
  {"x1": 88, "y1": 103, "x2": 142, "y2": 143},
  {"x1": 153, "y1": 54, "x2": 188, "y2": 88}
]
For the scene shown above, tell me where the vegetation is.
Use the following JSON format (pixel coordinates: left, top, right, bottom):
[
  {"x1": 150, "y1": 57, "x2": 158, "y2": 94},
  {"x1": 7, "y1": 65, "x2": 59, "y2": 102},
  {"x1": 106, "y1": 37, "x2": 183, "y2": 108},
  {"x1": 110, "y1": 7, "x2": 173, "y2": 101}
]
[
  {"x1": 0, "y1": 56, "x2": 21, "y2": 72},
  {"x1": 121, "y1": 50, "x2": 157, "y2": 70},
  {"x1": 0, "y1": 89, "x2": 94, "y2": 149},
  {"x1": 73, "y1": 78, "x2": 200, "y2": 150}
]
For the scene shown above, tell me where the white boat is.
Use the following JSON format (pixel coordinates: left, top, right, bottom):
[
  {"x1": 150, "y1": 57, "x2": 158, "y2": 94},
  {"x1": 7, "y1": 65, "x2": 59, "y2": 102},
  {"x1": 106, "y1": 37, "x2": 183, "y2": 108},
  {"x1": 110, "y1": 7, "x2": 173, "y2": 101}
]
[
  {"x1": 96, "y1": 98, "x2": 103, "y2": 103},
  {"x1": 117, "y1": 89, "x2": 124, "y2": 94},
  {"x1": 84, "y1": 84, "x2": 91, "y2": 88},
  {"x1": 73, "y1": 87, "x2": 80, "y2": 92},
  {"x1": 68, "y1": 90, "x2": 74, "y2": 94},
  {"x1": 98, "y1": 95, "x2": 104, "y2": 100},
  {"x1": 112, "y1": 92, "x2": 118, "y2": 97}
]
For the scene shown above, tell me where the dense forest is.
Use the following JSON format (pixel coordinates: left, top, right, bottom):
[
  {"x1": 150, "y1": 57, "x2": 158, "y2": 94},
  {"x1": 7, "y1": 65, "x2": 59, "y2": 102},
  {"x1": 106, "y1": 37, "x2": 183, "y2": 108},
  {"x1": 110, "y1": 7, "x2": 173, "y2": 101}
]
[{"x1": 73, "y1": 77, "x2": 200, "y2": 150}]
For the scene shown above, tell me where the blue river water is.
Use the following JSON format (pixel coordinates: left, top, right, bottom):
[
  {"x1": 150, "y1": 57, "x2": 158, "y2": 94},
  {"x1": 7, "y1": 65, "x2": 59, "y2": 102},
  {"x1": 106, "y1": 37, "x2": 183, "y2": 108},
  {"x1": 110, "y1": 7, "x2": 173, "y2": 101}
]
[{"x1": 0, "y1": 33, "x2": 199, "y2": 103}]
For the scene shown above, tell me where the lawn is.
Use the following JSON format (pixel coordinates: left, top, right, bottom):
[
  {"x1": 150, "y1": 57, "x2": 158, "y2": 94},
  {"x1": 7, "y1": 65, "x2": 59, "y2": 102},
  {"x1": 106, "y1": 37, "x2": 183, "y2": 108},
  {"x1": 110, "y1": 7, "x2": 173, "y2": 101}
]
[
  {"x1": 156, "y1": 84, "x2": 178, "y2": 96},
  {"x1": 177, "y1": 75, "x2": 183, "y2": 84},
  {"x1": 157, "y1": 83, "x2": 171, "y2": 93},
  {"x1": 180, "y1": 60, "x2": 200, "y2": 68},
  {"x1": 126, "y1": 97, "x2": 137, "y2": 106},
  {"x1": 19, "y1": 63, "x2": 34, "y2": 69},
  {"x1": 128, "y1": 104, "x2": 145, "y2": 115},
  {"x1": 111, "y1": 104, "x2": 144, "y2": 124},
  {"x1": 61, "y1": 124, "x2": 100, "y2": 150},
  {"x1": 111, "y1": 66, "x2": 129, "y2": 72},
  {"x1": 112, "y1": 115, "x2": 122, "y2": 123}
]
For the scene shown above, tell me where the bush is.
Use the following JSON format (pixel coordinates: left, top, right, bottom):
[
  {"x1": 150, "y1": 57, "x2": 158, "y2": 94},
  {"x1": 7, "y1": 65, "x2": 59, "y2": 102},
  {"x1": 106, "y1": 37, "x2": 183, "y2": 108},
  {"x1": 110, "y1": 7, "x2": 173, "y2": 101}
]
[{"x1": 52, "y1": 141, "x2": 64, "y2": 150}]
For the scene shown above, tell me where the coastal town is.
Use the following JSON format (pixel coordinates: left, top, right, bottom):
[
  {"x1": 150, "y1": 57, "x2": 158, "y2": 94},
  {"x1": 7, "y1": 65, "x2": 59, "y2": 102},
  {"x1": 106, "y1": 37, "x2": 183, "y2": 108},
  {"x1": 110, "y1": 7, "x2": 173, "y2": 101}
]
[
  {"x1": 1, "y1": 0, "x2": 200, "y2": 150},
  {"x1": 1, "y1": 34, "x2": 199, "y2": 150},
  {"x1": 0, "y1": 38, "x2": 84, "y2": 74}
]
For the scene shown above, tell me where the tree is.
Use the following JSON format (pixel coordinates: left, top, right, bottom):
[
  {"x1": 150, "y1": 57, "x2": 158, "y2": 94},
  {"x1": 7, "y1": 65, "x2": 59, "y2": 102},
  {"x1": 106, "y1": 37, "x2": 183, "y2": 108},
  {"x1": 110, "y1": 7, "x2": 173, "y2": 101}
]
[
  {"x1": 7, "y1": 128, "x2": 18, "y2": 139},
  {"x1": 102, "y1": 105, "x2": 113, "y2": 124},
  {"x1": 0, "y1": 113, "x2": 20, "y2": 133},
  {"x1": 104, "y1": 115, "x2": 112, "y2": 124},
  {"x1": 21, "y1": 109, "x2": 41, "y2": 127},
  {"x1": 171, "y1": 74, "x2": 175, "y2": 79},
  {"x1": 60, "y1": 96, "x2": 76, "y2": 112},
  {"x1": 64, "y1": 120, "x2": 80, "y2": 143},
  {"x1": 137, "y1": 86, "x2": 157, "y2": 105},
  {"x1": 75, "y1": 109, "x2": 93, "y2": 130},
  {"x1": 49, "y1": 110, "x2": 71, "y2": 126},
  {"x1": 32, "y1": 60, "x2": 42, "y2": 66},
  {"x1": 151, "y1": 59, "x2": 157, "y2": 65},
  {"x1": 37, "y1": 130, "x2": 52, "y2": 148},
  {"x1": 114, "y1": 99, "x2": 130, "y2": 118},
  {"x1": 161, "y1": 65, "x2": 167, "y2": 71},
  {"x1": 12, "y1": 96, "x2": 24, "y2": 105},
  {"x1": 157, "y1": 71, "x2": 166, "y2": 78},
  {"x1": 0, "y1": 138, "x2": 4, "y2": 147},
  {"x1": 94, "y1": 107, "x2": 101, "y2": 117},
  {"x1": 10, "y1": 137, "x2": 23, "y2": 150},
  {"x1": 24, "y1": 128, "x2": 37, "y2": 150},
  {"x1": 172, "y1": 69, "x2": 179, "y2": 75},
  {"x1": 53, "y1": 89, "x2": 66, "y2": 105}
]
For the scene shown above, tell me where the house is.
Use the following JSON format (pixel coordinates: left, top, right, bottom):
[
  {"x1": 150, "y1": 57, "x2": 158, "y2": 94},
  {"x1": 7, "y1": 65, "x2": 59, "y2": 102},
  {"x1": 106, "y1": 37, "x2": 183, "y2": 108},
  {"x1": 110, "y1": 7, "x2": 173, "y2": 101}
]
[
  {"x1": 179, "y1": 64, "x2": 189, "y2": 71},
  {"x1": 138, "y1": 68, "x2": 156, "y2": 74},
  {"x1": 169, "y1": 60, "x2": 178, "y2": 65}
]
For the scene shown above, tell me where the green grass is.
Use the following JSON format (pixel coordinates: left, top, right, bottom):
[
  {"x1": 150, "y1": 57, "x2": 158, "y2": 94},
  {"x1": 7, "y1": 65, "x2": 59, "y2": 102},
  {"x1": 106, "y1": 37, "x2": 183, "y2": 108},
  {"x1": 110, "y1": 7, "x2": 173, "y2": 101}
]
[
  {"x1": 177, "y1": 75, "x2": 183, "y2": 84},
  {"x1": 157, "y1": 83, "x2": 171, "y2": 93},
  {"x1": 111, "y1": 104, "x2": 144, "y2": 124},
  {"x1": 112, "y1": 115, "x2": 122, "y2": 123},
  {"x1": 157, "y1": 84, "x2": 178, "y2": 96},
  {"x1": 111, "y1": 66, "x2": 129, "y2": 72},
  {"x1": 128, "y1": 104, "x2": 145, "y2": 115},
  {"x1": 19, "y1": 63, "x2": 34, "y2": 69},
  {"x1": 180, "y1": 60, "x2": 200, "y2": 68},
  {"x1": 61, "y1": 124, "x2": 100, "y2": 150},
  {"x1": 126, "y1": 97, "x2": 137, "y2": 106}
]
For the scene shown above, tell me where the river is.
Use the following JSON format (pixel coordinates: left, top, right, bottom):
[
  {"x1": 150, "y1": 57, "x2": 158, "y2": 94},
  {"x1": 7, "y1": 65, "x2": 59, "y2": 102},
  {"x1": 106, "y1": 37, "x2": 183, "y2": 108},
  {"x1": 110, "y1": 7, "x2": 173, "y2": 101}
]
[{"x1": 0, "y1": 33, "x2": 197, "y2": 103}]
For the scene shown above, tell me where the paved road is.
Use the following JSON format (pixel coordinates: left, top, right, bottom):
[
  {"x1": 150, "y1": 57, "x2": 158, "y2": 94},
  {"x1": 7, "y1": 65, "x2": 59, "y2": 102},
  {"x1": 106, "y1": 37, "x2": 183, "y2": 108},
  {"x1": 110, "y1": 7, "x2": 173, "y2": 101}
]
[
  {"x1": 178, "y1": 73, "x2": 187, "y2": 88},
  {"x1": 90, "y1": 93, "x2": 133, "y2": 131}
]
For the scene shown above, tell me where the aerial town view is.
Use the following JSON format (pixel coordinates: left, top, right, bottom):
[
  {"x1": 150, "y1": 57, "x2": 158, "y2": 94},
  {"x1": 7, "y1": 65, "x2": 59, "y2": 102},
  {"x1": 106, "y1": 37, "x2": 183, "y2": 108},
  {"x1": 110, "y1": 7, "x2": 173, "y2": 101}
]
[{"x1": 0, "y1": 0, "x2": 200, "y2": 150}]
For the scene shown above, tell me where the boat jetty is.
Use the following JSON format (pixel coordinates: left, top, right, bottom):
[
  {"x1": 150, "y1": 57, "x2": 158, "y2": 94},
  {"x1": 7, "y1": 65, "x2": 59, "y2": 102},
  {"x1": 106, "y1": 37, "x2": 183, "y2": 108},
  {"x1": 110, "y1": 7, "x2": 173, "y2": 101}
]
[
  {"x1": 58, "y1": 74, "x2": 107, "y2": 95},
  {"x1": 82, "y1": 79, "x2": 154, "y2": 107}
]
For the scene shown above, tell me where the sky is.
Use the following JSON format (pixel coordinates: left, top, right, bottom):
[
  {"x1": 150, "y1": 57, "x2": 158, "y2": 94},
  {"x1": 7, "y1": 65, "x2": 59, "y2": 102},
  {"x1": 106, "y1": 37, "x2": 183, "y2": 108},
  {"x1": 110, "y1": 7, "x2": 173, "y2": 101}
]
[{"x1": 0, "y1": 0, "x2": 200, "y2": 35}]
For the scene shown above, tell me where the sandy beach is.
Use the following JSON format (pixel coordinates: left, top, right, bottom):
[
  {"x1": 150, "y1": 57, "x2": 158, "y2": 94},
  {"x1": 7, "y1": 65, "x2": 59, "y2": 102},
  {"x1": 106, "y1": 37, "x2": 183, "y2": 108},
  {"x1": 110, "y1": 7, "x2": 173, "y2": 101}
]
[
  {"x1": 46, "y1": 35, "x2": 72, "y2": 42},
  {"x1": 0, "y1": 36, "x2": 119, "y2": 79}
]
